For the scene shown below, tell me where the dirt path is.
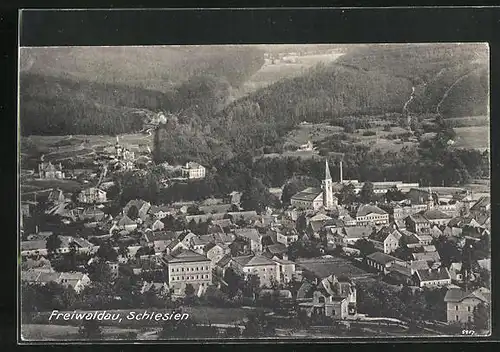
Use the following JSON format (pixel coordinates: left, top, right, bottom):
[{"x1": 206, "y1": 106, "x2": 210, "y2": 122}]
[{"x1": 436, "y1": 69, "x2": 481, "y2": 116}]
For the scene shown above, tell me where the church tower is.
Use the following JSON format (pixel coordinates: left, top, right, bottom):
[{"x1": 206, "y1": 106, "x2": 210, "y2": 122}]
[{"x1": 322, "y1": 159, "x2": 335, "y2": 209}]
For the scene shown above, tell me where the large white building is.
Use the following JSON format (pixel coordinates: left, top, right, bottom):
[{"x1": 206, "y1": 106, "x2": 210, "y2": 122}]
[
  {"x1": 181, "y1": 162, "x2": 206, "y2": 180},
  {"x1": 291, "y1": 160, "x2": 337, "y2": 210}
]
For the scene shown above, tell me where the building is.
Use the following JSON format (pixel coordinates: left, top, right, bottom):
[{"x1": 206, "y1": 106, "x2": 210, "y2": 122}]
[
  {"x1": 368, "y1": 227, "x2": 402, "y2": 254},
  {"x1": 38, "y1": 161, "x2": 65, "y2": 179},
  {"x1": 356, "y1": 205, "x2": 389, "y2": 226},
  {"x1": 181, "y1": 162, "x2": 206, "y2": 180},
  {"x1": 204, "y1": 243, "x2": 229, "y2": 265},
  {"x1": 405, "y1": 213, "x2": 431, "y2": 234},
  {"x1": 444, "y1": 287, "x2": 490, "y2": 325},
  {"x1": 22, "y1": 270, "x2": 91, "y2": 293},
  {"x1": 291, "y1": 160, "x2": 337, "y2": 210},
  {"x1": 78, "y1": 187, "x2": 107, "y2": 204},
  {"x1": 415, "y1": 268, "x2": 451, "y2": 288},
  {"x1": 297, "y1": 276, "x2": 357, "y2": 320},
  {"x1": 272, "y1": 256, "x2": 296, "y2": 283},
  {"x1": 276, "y1": 230, "x2": 299, "y2": 247},
  {"x1": 164, "y1": 249, "x2": 212, "y2": 297},
  {"x1": 421, "y1": 209, "x2": 452, "y2": 226},
  {"x1": 331, "y1": 226, "x2": 371, "y2": 246},
  {"x1": 47, "y1": 189, "x2": 66, "y2": 204},
  {"x1": 234, "y1": 228, "x2": 263, "y2": 254},
  {"x1": 366, "y1": 252, "x2": 400, "y2": 274},
  {"x1": 124, "y1": 199, "x2": 151, "y2": 221},
  {"x1": 231, "y1": 255, "x2": 280, "y2": 287}
]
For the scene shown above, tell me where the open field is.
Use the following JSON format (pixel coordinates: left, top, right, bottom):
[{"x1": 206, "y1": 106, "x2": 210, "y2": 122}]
[
  {"x1": 21, "y1": 179, "x2": 85, "y2": 193},
  {"x1": 446, "y1": 115, "x2": 489, "y2": 127},
  {"x1": 26, "y1": 133, "x2": 153, "y2": 151},
  {"x1": 285, "y1": 123, "x2": 344, "y2": 146},
  {"x1": 452, "y1": 126, "x2": 489, "y2": 150}
]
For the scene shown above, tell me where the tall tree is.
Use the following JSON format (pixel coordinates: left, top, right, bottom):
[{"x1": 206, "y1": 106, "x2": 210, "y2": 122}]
[
  {"x1": 45, "y1": 233, "x2": 62, "y2": 256},
  {"x1": 96, "y1": 242, "x2": 119, "y2": 262},
  {"x1": 359, "y1": 182, "x2": 375, "y2": 203}
]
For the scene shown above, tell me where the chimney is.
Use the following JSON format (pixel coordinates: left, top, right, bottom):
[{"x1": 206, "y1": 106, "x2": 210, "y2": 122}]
[{"x1": 340, "y1": 159, "x2": 343, "y2": 183}]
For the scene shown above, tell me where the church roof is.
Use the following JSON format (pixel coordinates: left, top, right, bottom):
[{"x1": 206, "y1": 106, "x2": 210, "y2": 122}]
[{"x1": 291, "y1": 187, "x2": 323, "y2": 202}]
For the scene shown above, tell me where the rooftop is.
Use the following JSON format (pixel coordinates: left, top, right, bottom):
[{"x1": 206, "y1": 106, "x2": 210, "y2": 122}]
[
  {"x1": 291, "y1": 187, "x2": 323, "y2": 202},
  {"x1": 416, "y1": 268, "x2": 450, "y2": 282},
  {"x1": 356, "y1": 204, "x2": 387, "y2": 217},
  {"x1": 366, "y1": 252, "x2": 399, "y2": 265},
  {"x1": 164, "y1": 249, "x2": 210, "y2": 264}
]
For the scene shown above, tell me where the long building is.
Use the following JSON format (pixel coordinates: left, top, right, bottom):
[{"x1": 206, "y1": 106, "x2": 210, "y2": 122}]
[{"x1": 163, "y1": 249, "x2": 213, "y2": 297}]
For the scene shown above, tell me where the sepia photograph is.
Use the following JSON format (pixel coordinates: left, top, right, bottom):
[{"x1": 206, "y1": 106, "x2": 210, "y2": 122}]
[{"x1": 18, "y1": 43, "x2": 491, "y2": 341}]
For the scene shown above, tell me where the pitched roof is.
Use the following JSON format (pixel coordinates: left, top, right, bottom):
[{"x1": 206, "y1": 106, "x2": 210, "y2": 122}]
[
  {"x1": 470, "y1": 196, "x2": 490, "y2": 212},
  {"x1": 369, "y1": 226, "x2": 401, "y2": 243},
  {"x1": 410, "y1": 260, "x2": 430, "y2": 271},
  {"x1": 144, "y1": 231, "x2": 177, "y2": 243},
  {"x1": 341, "y1": 226, "x2": 372, "y2": 239},
  {"x1": 367, "y1": 252, "x2": 398, "y2": 265},
  {"x1": 232, "y1": 255, "x2": 276, "y2": 267},
  {"x1": 399, "y1": 229, "x2": 421, "y2": 244},
  {"x1": 422, "y1": 209, "x2": 452, "y2": 220},
  {"x1": 477, "y1": 258, "x2": 491, "y2": 271},
  {"x1": 266, "y1": 243, "x2": 288, "y2": 254},
  {"x1": 416, "y1": 268, "x2": 450, "y2": 282},
  {"x1": 118, "y1": 215, "x2": 136, "y2": 226},
  {"x1": 234, "y1": 228, "x2": 261, "y2": 242},
  {"x1": 388, "y1": 263, "x2": 412, "y2": 277},
  {"x1": 216, "y1": 254, "x2": 232, "y2": 268},
  {"x1": 21, "y1": 240, "x2": 47, "y2": 251},
  {"x1": 291, "y1": 187, "x2": 323, "y2": 202},
  {"x1": 227, "y1": 211, "x2": 258, "y2": 221},
  {"x1": 163, "y1": 249, "x2": 210, "y2": 263},
  {"x1": 423, "y1": 245, "x2": 437, "y2": 252},
  {"x1": 356, "y1": 204, "x2": 387, "y2": 217},
  {"x1": 412, "y1": 251, "x2": 441, "y2": 262},
  {"x1": 444, "y1": 287, "x2": 491, "y2": 303},
  {"x1": 407, "y1": 213, "x2": 430, "y2": 224}
]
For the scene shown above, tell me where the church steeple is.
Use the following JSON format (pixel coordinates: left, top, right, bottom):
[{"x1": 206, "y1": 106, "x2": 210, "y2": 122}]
[
  {"x1": 325, "y1": 159, "x2": 332, "y2": 181},
  {"x1": 322, "y1": 160, "x2": 335, "y2": 210}
]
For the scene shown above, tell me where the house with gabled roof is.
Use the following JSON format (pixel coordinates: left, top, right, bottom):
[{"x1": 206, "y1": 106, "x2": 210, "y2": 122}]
[
  {"x1": 444, "y1": 287, "x2": 490, "y2": 325},
  {"x1": 297, "y1": 275, "x2": 357, "y2": 320},
  {"x1": 405, "y1": 213, "x2": 431, "y2": 234},
  {"x1": 366, "y1": 252, "x2": 400, "y2": 274},
  {"x1": 230, "y1": 255, "x2": 280, "y2": 287},
  {"x1": 332, "y1": 226, "x2": 371, "y2": 247},
  {"x1": 117, "y1": 215, "x2": 138, "y2": 232},
  {"x1": 204, "y1": 243, "x2": 229, "y2": 265},
  {"x1": 415, "y1": 268, "x2": 451, "y2": 288},
  {"x1": 234, "y1": 228, "x2": 263, "y2": 254},
  {"x1": 368, "y1": 226, "x2": 402, "y2": 254}
]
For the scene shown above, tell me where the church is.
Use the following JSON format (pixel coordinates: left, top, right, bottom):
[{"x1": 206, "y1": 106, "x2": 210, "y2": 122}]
[{"x1": 290, "y1": 160, "x2": 338, "y2": 211}]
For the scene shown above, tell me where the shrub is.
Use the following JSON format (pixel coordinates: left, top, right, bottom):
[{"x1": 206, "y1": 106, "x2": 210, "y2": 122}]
[{"x1": 362, "y1": 130, "x2": 377, "y2": 136}]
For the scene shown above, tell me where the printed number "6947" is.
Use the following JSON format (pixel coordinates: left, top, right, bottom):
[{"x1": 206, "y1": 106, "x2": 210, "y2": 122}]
[{"x1": 462, "y1": 330, "x2": 476, "y2": 335}]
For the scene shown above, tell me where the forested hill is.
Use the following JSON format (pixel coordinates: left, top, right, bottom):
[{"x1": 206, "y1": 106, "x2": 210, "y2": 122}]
[
  {"x1": 20, "y1": 46, "x2": 265, "y2": 136},
  {"x1": 207, "y1": 63, "x2": 413, "y2": 155},
  {"x1": 20, "y1": 46, "x2": 265, "y2": 91},
  {"x1": 336, "y1": 43, "x2": 489, "y2": 117}
]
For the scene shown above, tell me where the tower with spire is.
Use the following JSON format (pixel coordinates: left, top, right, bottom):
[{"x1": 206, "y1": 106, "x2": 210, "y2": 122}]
[
  {"x1": 427, "y1": 185, "x2": 434, "y2": 210},
  {"x1": 322, "y1": 159, "x2": 335, "y2": 209}
]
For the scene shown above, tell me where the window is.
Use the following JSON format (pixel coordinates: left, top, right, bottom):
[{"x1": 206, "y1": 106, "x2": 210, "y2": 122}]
[
  {"x1": 456, "y1": 305, "x2": 459, "y2": 310},
  {"x1": 468, "y1": 316, "x2": 472, "y2": 322},
  {"x1": 182, "y1": 268, "x2": 184, "y2": 272},
  {"x1": 171, "y1": 268, "x2": 175, "y2": 272},
  {"x1": 456, "y1": 315, "x2": 459, "y2": 321},
  {"x1": 468, "y1": 306, "x2": 471, "y2": 312}
]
